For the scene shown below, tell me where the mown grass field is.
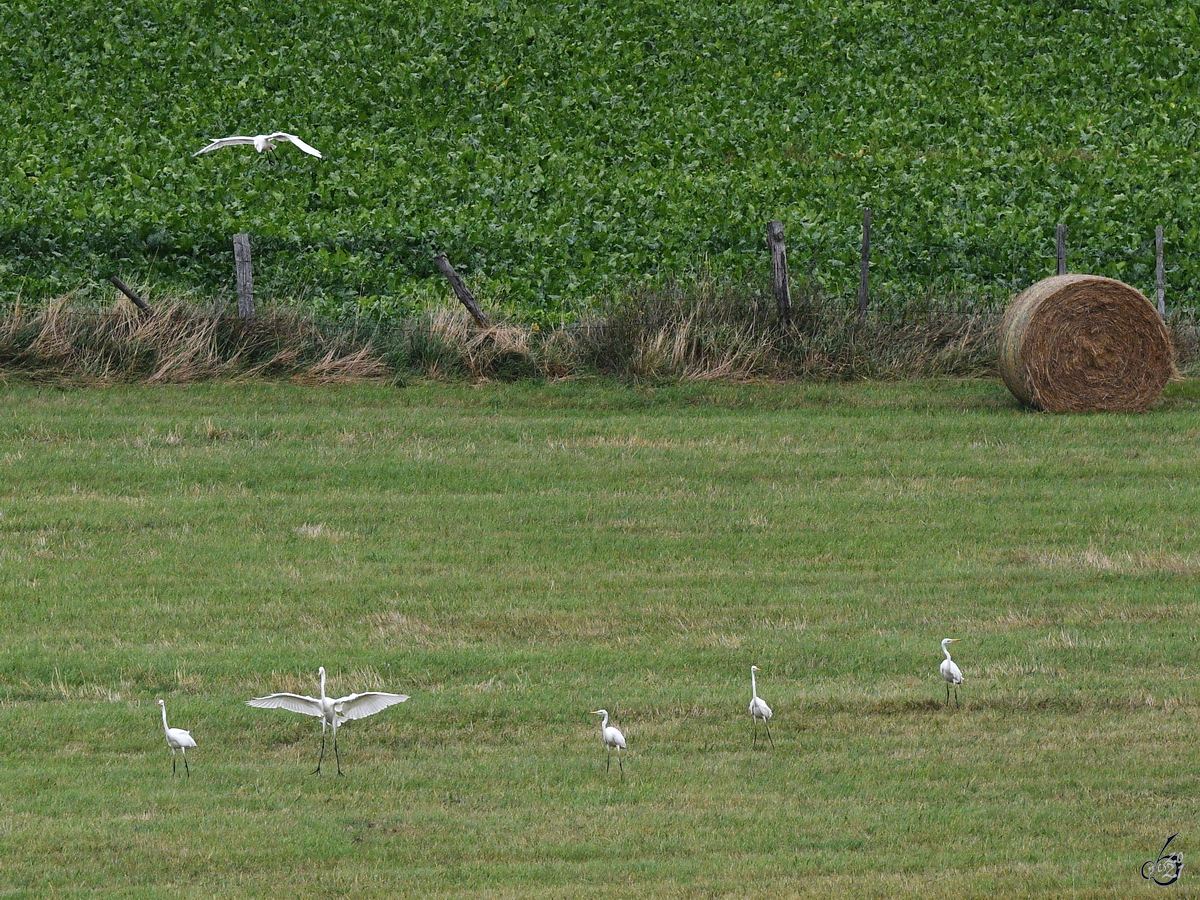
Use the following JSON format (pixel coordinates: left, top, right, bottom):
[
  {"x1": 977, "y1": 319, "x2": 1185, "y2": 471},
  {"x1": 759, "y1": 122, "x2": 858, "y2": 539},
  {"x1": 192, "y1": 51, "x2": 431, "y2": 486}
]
[{"x1": 1, "y1": 377, "x2": 1198, "y2": 898}]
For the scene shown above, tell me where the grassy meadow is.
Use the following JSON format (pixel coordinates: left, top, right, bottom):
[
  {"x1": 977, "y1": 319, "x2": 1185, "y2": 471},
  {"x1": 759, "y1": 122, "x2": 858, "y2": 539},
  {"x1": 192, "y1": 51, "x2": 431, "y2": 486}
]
[{"x1": 1, "y1": 377, "x2": 1198, "y2": 897}]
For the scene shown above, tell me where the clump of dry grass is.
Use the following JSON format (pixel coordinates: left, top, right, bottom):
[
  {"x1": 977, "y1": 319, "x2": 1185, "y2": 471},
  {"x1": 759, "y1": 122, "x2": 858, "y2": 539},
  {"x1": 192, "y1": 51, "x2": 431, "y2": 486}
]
[
  {"x1": 423, "y1": 308, "x2": 541, "y2": 380},
  {"x1": 563, "y1": 274, "x2": 1002, "y2": 380},
  {"x1": 1168, "y1": 316, "x2": 1200, "y2": 375},
  {"x1": 0, "y1": 295, "x2": 387, "y2": 383},
  {"x1": 564, "y1": 272, "x2": 783, "y2": 380}
]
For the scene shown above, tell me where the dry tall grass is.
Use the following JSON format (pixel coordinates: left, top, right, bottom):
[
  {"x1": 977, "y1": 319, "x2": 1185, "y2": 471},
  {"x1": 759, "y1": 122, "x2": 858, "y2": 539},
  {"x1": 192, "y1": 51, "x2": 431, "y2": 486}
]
[
  {"x1": 0, "y1": 296, "x2": 386, "y2": 383},
  {"x1": 565, "y1": 275, "x2": 1003, "y2": 380},
  {"x1": 2, "y1": 284, "x2": 1196, "y2": 384}
]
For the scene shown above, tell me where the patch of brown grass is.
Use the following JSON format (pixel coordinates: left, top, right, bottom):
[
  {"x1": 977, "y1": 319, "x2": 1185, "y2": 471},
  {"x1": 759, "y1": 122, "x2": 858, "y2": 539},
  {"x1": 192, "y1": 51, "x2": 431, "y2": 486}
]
[
  {"x1": 0, "y1": 295, "x2": 388, "y2": 383},
  {"x1": 425, "y1": 308, "x2": 540, "y2": 379},
  {"x1": 1009, "y1": 547, "x2": 1200, "y2": 576},
  {"x1": 1169, "y1": 316, "x2": 1200, "y2": 374},
  {"x1": 566, "y1": 275, "x2": 1003, "y2": 380}
]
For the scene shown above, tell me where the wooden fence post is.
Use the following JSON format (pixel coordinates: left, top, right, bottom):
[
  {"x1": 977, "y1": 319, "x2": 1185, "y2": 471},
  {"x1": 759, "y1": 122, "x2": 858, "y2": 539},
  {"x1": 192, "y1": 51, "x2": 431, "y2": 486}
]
[
  {"x1": 433, "y1": 253, "x2": 490, "y2": 328},
  {"x1": 1056, "y1": 224, "x2": 1066, "y2": 276},
  {"x1": 1155, "y1": 226, "x2": 1165, "y2": 318},
  {"x1": 233, "y1": 233, "x2": 255, "y2": 320},
  {"x1": 108, "y1": 276, "x2": 153, "y2": 316},
  {"x1": 857, "y1": 207, "x2": 871, "y2": 322},
  {"x1": 766, "y1": 220, "x2": 791, "y2": 325}
]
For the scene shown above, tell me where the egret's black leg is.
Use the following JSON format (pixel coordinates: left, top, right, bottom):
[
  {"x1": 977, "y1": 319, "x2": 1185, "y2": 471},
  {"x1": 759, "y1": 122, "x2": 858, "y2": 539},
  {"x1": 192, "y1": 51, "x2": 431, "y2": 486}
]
[
  {"x1": 313, "y1": 733, "x2": 326, "y2": 775},
  {"x1": 764, "y1": 720, "x2": 775, "y2": 749},
  {"x1": 183, "y1": 753, "x2": 190, "y2": 777},
  {"x1": 335, "y1": 735, "x2": 344, "y2": 776}
]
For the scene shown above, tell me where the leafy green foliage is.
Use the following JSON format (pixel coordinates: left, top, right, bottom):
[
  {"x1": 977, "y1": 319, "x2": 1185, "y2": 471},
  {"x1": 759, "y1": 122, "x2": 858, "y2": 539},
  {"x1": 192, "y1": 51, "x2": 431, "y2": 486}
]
[{"x1": 2, "y1": 1, "x2": 1199, "y2": 317}]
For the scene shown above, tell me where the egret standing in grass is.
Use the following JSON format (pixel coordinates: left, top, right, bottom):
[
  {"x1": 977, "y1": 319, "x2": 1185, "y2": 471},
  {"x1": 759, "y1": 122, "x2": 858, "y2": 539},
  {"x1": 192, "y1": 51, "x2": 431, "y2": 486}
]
[
  {"x1": 940, "y1": 638, "x2": 964, "y2": 707},
  {"x1": 592, "y1": 709, "x2": 626, "y2": 777},
  {"x1": 192, "y1": 131, "x2": 323, "y2": 158},
  {"x1": 156, "y1": 699, "x2": 196, "y2": 777},
  {"x1": 246, "y1": 667, "x2": 409, "y2": 775},
  {"x1": 749, "y1": 665, "x2": 774, "y2": 748}
]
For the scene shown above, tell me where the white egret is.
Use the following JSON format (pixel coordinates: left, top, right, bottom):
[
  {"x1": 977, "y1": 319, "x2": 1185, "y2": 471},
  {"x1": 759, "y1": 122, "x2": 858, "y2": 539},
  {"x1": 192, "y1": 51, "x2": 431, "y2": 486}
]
[
  {"x1": 193, "y1": 131, "x2": 323, "y2": 158},
  {"x1": 156, "y1": 699, "x2": 196, "y2": 777},
  {"x1": 749, "y1": 665, "x2": 774, "y2": 748},
  {"x1": 591, "y1": 709, "x2": 626, "y2": 776},
  {"x1": 940, "y1": 638, "x2": 964, "y2": 708},
  {"x1": 246, "y1": 666, "x2": 409, "y2": 775}
]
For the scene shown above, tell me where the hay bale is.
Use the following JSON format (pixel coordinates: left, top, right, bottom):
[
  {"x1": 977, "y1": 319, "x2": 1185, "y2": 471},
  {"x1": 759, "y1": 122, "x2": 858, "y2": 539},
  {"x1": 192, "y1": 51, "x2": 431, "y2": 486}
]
[{"x1": 999, "y1": 274, "x2": 1175, "y2": 412}]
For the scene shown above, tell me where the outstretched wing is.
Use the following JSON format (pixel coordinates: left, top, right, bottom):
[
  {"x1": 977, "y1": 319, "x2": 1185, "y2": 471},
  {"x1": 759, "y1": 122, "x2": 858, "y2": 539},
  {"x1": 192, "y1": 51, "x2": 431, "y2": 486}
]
[
  {"x1": 193, "y1": 136, "x2": 258, "y2": 156},
  {"x1": 246, "y1": 692, "x2": 324, "y2": 717},
  {"x1": 333, "y1": 691, "x2": 409, "y2": 721},
  {"x1": 269, "y1": 132, "x2": 323, "y2": 158}
]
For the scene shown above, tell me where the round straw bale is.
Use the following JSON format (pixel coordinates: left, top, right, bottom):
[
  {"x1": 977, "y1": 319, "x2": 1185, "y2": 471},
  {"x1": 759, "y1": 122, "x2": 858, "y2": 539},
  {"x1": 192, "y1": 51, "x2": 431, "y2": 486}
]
[{"x1": 998, "y1": 274, "x2": 1175, "y2": 412}]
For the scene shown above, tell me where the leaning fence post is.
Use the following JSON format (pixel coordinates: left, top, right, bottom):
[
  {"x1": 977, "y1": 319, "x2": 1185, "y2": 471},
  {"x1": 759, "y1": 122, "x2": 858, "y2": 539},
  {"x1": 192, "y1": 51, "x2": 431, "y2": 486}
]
[
  {"x1": 857, "y1": 207, "x2": 871, "y2": 322},
  {"x1": 1056, "y1": 224, "x2": 1067, "y2": 276},
  {"x1": 108, "y1": 276, "x2": 153, "y2": 316},
  {"x1": 766, "y1": 220, "x2": 791, "y2": 325},
  {"x1": 433, "y1": 253, "x2": 490, "y2": 328},
  {"x1": 1155, "y1": 226, "x2": 1165, "y2": 319},
  {"x1": 233, "y1": 233, "x2": 255, "y2": 320}
]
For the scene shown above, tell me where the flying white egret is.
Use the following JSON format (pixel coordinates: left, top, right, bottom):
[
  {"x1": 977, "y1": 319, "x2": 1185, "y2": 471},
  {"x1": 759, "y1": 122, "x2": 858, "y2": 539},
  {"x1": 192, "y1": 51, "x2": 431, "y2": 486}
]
[
  {"x1": 749, "y1": 665, "x2": 774, "y2": 748},
  {"x1": 192, "y1": 131, "x2": 323, "y2": 158},
  {"x1": 246, "y1": 666, "x2": 409, "y2": 775},
  {"x1": 591, "y1": 709, "x2": 626, "y2": 776},
  {"x1": 156, "y1": 699, "x2": 196, "y2": 777},
  {"x1": 940, "y1": 638, "x2": 964, "y2": 708}
]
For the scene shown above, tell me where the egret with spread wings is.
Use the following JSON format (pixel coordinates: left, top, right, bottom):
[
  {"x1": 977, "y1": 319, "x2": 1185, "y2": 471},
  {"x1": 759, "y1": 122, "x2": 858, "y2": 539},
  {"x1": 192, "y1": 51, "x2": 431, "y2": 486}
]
[
  {"x1": 193, "y1": 131, "x2": 323, "y2": 158},
  {"x1": 247, "y1": 666, "x2": 408, "y2": 775}
]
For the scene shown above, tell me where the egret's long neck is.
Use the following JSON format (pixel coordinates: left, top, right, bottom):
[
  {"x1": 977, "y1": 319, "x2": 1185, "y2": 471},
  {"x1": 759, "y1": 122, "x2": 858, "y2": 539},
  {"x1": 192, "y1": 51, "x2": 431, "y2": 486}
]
[
  {"x1": 750, "y1": 670, "x2": 758, "y2": 698},
  {"x1": 599, "y1": 712, "x2": 608, "y2": 729},
  {"x1": 942, "y1": 643, "x2": 953, "y2": 662},
  {"x1": 160, "y1": 705, "x2": 170, "y2": 733}
]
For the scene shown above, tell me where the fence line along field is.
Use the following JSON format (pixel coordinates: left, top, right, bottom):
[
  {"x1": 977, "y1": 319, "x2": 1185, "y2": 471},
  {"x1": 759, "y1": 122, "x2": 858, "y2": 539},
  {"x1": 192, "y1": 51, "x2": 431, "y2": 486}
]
[
  {"x1": 4, "y1": 2, "x2": 1200, "y2": 316},
  {"x1": 1, "y1": 378, "x2": 1197, "y2": 898}
]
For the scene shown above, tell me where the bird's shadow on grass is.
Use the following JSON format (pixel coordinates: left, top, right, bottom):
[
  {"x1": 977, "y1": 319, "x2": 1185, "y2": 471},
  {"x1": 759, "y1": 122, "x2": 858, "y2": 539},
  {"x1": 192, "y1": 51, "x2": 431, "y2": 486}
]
[{"x1": 859, "y1": 695, "x2": 1098, "y2": 715}]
